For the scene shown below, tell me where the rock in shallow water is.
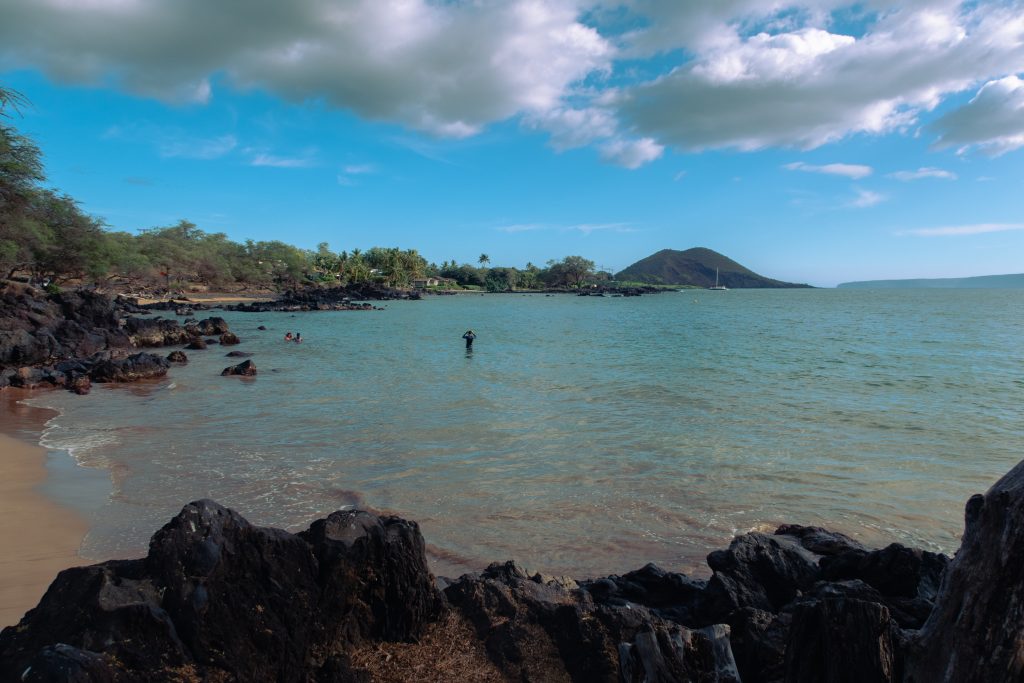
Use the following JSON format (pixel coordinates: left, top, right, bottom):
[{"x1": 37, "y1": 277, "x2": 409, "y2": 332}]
[{"x1": 221, "y1": 359, "x2": 256, "y2": 376}]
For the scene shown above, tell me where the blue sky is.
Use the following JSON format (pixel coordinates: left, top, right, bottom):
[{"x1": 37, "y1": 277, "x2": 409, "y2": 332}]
[{"x1": 2, "y1": 1, "x2": 1023, "y2": 287}]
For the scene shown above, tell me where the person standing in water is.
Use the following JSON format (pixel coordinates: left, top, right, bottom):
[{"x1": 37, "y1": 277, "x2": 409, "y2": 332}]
[
  {"x1": 462, "y1": 329, "x2": 476, "y2": 349},
  {"x1": 294, "y1": 332, "x2": 302, "y2": 343}
]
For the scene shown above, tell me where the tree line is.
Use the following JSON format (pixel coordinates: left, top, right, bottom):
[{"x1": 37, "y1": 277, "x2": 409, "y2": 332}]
[{"x1": 0, "y1": 87, "x2": 601, "y2": 293}]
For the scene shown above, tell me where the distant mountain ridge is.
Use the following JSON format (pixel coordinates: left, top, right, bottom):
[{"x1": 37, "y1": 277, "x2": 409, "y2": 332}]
[
  {"x1": 615, "y1": 248, "x2": 810, "y2": 288},
  {"x1": 838, "y1": 273, "x2": 1024, "y2": 289}
]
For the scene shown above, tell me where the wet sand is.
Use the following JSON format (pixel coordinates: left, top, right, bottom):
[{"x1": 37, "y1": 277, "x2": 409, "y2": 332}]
[{"x1": 0, "y1": 393, "x2": 88, "y2": 628}]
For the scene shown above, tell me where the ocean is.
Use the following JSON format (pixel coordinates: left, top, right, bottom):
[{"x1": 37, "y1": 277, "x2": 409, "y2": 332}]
[{"x1": 21, "y1": 288, "x2": 1024, "y2": 578}]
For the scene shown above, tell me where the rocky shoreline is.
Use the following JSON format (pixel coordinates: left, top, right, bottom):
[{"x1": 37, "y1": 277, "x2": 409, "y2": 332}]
[
  {"x1": 0, "y1": 281, "x2": 248, "y2": 394},
  {"x1": 2, "y1": 458, "x2": 1022, "y2": 682},
  {"x1": 0, "y1": 281, "x2": 420, "y2": 394}
]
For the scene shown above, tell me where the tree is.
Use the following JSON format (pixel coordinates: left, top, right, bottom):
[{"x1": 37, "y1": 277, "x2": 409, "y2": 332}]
[
  {"x1": 478, "y1": 253, "x2": 490, "y2": 267},
  {"x1": 485, "y1": 267, "x2": 519, "y2": 292},
  {"x1": 543, "y1": 255, "x2": 596, "y2": 288}
]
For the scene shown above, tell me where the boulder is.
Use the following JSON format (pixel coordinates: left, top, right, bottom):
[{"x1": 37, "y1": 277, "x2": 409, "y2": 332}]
[
  {"x1": 184, "y1": 339, "x2": 207, "y2": 350},
  {"x1": 784, "y1": 598, "x2": 901, "y2": 683},
  {"x1": 89, "y1": 352, "x2": 170, "y2": 383},
  {"x1": 0, "y1": 501, "x2": 444, "y2": 682},
  {"x1": 221, "y1": 360, "x2": 256, "y2": 376},
  {"x1": 703, "y1": 532, "x2": 821, "y2": 618},
  {"x1": 190, "y1": 317, "x2": 229, "y2": 336},
  {"x1": 122, "y1": 317, "x2": 191, "y2": 347},
  {"x1": 69, "y1": 374, "x2": 91, "y2": 395},
  {"x1": 299, "y1": 510, "x2": 443, "y2": 646},
  {"x1": 445, "y1": 561, "x2": 740, "y2": 682},
  {"x1": 219, "y1": 332, "x2": 240, "y2": 345},
  {"x1": 166, "y1": 350, "x2": 188, "y2": 363},
  {"x1": 224, "y1": 351, "x2": 252, "y2": 357}
]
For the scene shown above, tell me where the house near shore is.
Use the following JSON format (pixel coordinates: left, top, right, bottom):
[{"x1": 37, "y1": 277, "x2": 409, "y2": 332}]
[{"x1": 412, "y1": 276, "x2": 455, "y2": 289}]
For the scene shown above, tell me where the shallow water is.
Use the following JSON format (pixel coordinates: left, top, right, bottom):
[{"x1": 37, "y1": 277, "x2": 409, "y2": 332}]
[{"x1": 23, "y1": 289, "x2": 1024, "y2": 578}]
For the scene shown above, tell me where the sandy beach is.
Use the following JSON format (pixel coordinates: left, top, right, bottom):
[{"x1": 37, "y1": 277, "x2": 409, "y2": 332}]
[{"x1": 0, "y1": 394, "x2": 88, "y2": 628}]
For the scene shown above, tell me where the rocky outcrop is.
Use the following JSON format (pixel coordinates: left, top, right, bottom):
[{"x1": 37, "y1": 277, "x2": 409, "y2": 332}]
[
  {"x1": 225, "y1": 285, "x2": 394, "y2": 312},
  {"x1": 0, "y1": 501, "x2": 442, "y2": 682},
  {"x1": 0, "y1": 282, "x2": 242, "y2": 392},
  {"x1": 4, "y1": 459, "x2": 1024, "y2": 682},
  {"x1": 89, "y1": 352, "x2": 171, "y2": 383},
  {"x1": 221, "y1": 359, "x2": 256, "y2": 376},
  {"x1": 446, "y1": 560, "x2": 740, "y2": 682},
  {"x1": 0, "y1": 282, "x2": 131, "y2": 370},
  {"x1": 904, "y1": 459, "x2": 1024, "y2": 682},
  {"x1": 184, "y1": 317, "x2": 229, "y2": 337},
  {"x1": 123, "y1": 316, "x2": 191, "y2": 347}
]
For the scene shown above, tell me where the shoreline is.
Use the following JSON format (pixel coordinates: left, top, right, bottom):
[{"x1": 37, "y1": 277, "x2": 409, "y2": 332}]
[{"x1": 0, "y1": 392, "x2": 89, "y2": 628}]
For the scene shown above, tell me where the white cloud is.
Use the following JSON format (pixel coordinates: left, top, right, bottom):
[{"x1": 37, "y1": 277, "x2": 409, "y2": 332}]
[
  {"x1": 599, "y1": 137, "x2": 664, "y2": 169},
  {"x1": 784, "y1": 161, "x2": 873, "y2": 178},
  {"x1": 571, "y1": 222, "x2": 636, "y2": 234},
  {"x1": 617, "y1": 3, "x2": 1024, "y2": 151},
  {"x1": 0, "y1": 0, "x2": 612, "y2": 139},
  {"x1": 104, "y1": 125, "x2": 238, "y2": 160},
  {"x1": 343, "y1": 164, "x2": 376, "y2": 175},
  {"x1": 899, "y1": 223, "x2": 1024, "y2": 236},
  {"x1": 849, "y1": 188, "x2": 885, "y2": 207},
  {"x1": 931, "y1": 75, "x2": 1024, "y2": 156},
  {"x1": 250, "y1": 152, "x2": 315, "y2": 168},
  {"x1": 495, "y1": 223, "x2": 545, "y2": 233},
  {"x1": 5, "y1": 0, "x2": 1024, "y2": 164},
  {"x1": 887, "y1": 166, "x2": 958, "y2": 181},
  {"x1": 495, "y1": 221, "x2": 636, "y2": 234}
]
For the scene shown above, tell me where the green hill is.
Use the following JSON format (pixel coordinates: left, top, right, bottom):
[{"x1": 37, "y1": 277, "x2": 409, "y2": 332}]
[{"x1": 614, "y1": 248, "x2": 810, "y2": 288}]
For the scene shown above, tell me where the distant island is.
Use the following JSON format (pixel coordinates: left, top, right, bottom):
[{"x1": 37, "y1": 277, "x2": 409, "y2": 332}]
[
  {"x1": 838, "y1": 273, "x2": 1024, "y2": 289},
  {"x1": 615, "y1": 247, "x2": 812, "y2": 288}
]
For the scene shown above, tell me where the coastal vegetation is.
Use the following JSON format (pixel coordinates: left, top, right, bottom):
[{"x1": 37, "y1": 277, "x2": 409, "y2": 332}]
[{"x1": 0, "y1": 87, "x2": 611, "y2": 294}]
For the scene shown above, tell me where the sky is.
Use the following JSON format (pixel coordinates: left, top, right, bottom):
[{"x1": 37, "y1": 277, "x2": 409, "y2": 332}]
[{"x1": 1, "y1": 0, "x2": 1023, "y2": 287}]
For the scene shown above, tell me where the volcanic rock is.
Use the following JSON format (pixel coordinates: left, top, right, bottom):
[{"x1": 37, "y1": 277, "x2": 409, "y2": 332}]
[
  {"x1": 89, "y1": 352, "x2": 171, "y2": 383},
  {"x1": 123, "y1": 316, "x2": 191, "y2": 347},
  {"x1": 221, "y1": 360, "x2": 256, "y2": 376}
]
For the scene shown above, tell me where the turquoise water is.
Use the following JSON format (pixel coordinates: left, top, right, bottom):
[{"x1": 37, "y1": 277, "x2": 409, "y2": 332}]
[{"x1": 23, "y1": 289, "x2": 1024, "y2": 577}]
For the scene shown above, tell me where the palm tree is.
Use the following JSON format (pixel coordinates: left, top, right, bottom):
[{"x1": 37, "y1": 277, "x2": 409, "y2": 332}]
[{"x1": 478, "y1": 253, "x2": 490, "y2": 267}]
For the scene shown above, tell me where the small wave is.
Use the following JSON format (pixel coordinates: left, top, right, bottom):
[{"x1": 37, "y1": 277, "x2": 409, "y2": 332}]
[{"x1": 39, "y1": 423, "x2": 120, "y2": 465}]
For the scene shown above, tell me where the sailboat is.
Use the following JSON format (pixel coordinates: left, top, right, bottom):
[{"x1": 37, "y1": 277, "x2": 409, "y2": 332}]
[{"x1": 708, "y1": 267, "x2": 728, "y2": 290}]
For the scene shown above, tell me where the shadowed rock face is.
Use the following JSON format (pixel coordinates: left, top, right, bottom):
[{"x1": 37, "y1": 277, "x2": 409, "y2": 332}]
[
  {"x1": 905, "y1": 460, "x2": 1024, "y2": 682},
  {"x1": 3, "y1": 458, "x2": 1023, "y2": 682},
  {"x1": 0, "y1": 501, "x2": 443, "y2": 682}
]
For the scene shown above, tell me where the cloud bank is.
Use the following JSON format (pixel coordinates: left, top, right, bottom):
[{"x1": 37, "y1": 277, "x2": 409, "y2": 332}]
[{"x1": 2, "y1": 0, "x2": 1023, "y2": 167}]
